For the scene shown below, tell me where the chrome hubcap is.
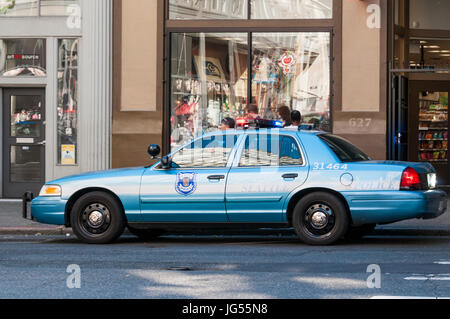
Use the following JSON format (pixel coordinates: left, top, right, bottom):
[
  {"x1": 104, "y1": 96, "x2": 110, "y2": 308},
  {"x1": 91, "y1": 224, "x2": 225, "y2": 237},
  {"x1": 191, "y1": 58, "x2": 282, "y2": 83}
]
[
  {"x1": 80, "y1": 203, "x2": 111, "y2": 235},
  {"x1": 88, "y1": 211, "x2": 104, "y2": 228},
  {"x1": 303, "y1": 203, "x2": 336, "y2": 237},
  {"x1": 311, "y1": 211, "x2": 328, "y2": 229}
]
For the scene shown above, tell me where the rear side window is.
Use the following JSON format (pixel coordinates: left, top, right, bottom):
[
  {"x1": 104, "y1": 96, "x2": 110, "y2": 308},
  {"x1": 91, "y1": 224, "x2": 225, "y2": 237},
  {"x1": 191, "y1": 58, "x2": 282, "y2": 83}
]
[
  {"x1": 319, "y1": 134, "x2": 370, "y2": 162},
  {"x1": 239, "y1": 134, "x2": 303, "y2": 167}
]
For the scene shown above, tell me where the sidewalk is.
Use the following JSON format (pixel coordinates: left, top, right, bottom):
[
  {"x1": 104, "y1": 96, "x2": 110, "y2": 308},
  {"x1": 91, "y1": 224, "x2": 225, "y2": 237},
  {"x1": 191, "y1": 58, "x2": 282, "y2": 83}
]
[{"x1": 0, "y1": 199, "x2": 449, "y2": 236}]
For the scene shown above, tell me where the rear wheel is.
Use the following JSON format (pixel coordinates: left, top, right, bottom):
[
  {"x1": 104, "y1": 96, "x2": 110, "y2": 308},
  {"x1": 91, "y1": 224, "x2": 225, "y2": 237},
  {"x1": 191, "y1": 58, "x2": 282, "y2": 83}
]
[
  {"x1": 70, "y1": 192, "x2": 125, "y2": 244},
  {"x1": 292, "y1": 192, "x2": 349, "y2": 245},
  {"x1": 127, "y1": 227, "x2": 165, "y2": 240}
]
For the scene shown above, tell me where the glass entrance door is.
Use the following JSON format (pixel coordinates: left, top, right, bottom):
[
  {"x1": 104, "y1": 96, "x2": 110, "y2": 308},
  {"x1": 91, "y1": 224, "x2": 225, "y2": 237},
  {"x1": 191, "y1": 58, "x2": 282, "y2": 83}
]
[{"x1": 2, "y1": 88, "x2": 45, "y2": 198}]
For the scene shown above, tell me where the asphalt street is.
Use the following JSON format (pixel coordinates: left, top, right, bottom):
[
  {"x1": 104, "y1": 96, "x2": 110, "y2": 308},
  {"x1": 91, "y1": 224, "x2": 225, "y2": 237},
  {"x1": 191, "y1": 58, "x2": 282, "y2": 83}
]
[{"x1": 1, "y1": 233, "x2": 450, "y2": 299}]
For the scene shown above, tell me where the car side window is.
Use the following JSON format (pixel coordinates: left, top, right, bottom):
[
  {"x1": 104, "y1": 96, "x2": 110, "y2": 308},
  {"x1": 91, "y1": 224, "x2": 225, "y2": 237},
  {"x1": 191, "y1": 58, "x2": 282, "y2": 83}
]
[
  {"x1": 172, "y1": 135, "x2": 238, "y2": 168},
  {"x1": 239, "y1": 134, "x2": 303, "y2": 167},
  {"x1": 280, "y1": 136, "x2": 303, "y2": 166}
]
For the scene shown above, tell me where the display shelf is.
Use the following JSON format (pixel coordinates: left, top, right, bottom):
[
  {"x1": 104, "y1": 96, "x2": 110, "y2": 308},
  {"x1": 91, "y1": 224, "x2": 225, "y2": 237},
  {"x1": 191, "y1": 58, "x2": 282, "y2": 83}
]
[
  {"x1": 419, "y1": 127, "x2": 448, "y2": 130},
  {"x1": 418, "y1": 100, "x2": 448, "y2": 164}
]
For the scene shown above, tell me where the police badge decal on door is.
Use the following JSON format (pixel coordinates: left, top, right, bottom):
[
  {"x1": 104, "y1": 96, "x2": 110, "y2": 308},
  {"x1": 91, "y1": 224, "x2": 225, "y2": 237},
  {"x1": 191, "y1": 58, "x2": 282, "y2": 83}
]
[{"x1": 175, "y1": 172, "x2": 197, "y2": 196}]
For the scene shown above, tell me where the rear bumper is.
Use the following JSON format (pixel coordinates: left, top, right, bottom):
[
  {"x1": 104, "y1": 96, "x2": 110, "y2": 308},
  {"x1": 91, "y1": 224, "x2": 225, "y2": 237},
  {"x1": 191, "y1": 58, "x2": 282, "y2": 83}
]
[{"x1": 343, "y1": 190, "x2": 447, "y2": 226}]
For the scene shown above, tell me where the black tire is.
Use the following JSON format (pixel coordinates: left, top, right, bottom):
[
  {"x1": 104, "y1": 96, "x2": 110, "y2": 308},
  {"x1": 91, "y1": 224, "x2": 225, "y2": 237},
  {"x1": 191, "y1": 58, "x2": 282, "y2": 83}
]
[
  {"x1": 292, "y1": 192, "x2": 349, "y2": 245},
  {"x1": 70, "y1": 191, "x2": 125, "y2": 244},
  {"x1": 127, "y1": 227, "x2": 165, "y2": 240},
  {"x1": 345, "y1": 224, "x2": 376, "y2": 240}
]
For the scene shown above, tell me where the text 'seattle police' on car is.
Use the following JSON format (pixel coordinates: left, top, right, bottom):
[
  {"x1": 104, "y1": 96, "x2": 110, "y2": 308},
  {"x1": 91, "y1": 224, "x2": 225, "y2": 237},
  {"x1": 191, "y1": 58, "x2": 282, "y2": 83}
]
[{"x1": 25, "y1": 121, "x2": 447, "y2": 245}]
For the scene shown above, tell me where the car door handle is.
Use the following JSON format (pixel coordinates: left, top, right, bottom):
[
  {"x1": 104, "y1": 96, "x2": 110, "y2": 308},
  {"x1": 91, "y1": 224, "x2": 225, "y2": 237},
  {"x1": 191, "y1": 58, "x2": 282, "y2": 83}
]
[
  {"x1": 208, "y1": 175, "x2": 225, "y2": 181},
  {"x1": 282, "y1": 173, "x2": 298, "y2": 179}
]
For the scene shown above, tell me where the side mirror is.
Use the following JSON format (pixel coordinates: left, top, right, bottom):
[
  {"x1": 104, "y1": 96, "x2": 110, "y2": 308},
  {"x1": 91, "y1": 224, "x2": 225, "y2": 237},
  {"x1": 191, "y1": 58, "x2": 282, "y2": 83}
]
[
  {"x1": 160, "y1": 156, "x2": 172, "y2": 169},
  {"x1": 148, "y1": 144, "x2": 161, "y2": 158}
]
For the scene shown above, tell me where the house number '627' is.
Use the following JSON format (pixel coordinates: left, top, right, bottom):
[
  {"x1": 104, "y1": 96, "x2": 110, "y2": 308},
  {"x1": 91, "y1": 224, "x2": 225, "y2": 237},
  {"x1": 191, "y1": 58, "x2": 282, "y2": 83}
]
[{"x1": 349, "y1": 118, "x2": 372, "y2": 129}]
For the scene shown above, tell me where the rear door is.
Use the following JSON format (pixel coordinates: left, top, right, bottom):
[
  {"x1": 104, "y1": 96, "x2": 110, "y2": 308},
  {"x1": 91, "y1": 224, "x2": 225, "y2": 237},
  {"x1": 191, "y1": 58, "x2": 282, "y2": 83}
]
[
  {"x1": 225, "y1": 132, "x2": 309, "y2": 223},
  {"x1": 139, "y1": 134, "x2": 240, "y2": 222}
]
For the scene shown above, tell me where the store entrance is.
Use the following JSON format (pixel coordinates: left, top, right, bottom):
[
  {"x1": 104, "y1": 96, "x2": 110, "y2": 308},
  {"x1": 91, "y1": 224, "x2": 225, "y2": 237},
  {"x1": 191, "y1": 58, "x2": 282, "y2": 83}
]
[
  {"x1": 409, "y1": 81, "x2": 449, "y2": 186},
  {"x1": 2, "y1": 88, "x2": 46, "y2": 198}
]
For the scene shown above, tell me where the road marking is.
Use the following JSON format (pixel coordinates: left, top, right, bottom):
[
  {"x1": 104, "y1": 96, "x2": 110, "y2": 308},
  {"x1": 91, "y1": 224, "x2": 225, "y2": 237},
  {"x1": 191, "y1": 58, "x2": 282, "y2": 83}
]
[
  {"x1": 372, "y1": 296, "x2": 450, "y2": 299},
  {"x1": 434, "y1": 261, "x2": 450, "y2": 265},
  {"x1": 404, "y1": 275, "x2": 450, "y2": 281}
]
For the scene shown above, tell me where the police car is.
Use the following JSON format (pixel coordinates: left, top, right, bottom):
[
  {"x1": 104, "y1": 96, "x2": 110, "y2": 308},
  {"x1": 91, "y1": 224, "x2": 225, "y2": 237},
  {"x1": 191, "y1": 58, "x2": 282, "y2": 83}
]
[{"x1": 26, "y1": 119, "x2": 447, "y2": 245}]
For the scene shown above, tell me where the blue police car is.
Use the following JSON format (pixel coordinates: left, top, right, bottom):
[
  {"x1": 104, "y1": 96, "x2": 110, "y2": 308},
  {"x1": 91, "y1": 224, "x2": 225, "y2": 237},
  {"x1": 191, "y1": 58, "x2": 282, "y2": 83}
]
[{"x1": 27, "y1": 123, "x2": 447, "y2": 245}]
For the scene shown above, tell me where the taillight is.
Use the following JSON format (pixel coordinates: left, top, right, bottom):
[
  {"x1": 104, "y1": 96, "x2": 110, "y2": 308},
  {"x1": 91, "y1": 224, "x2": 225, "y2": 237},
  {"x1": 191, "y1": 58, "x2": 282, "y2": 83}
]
[{"x1": 400, "y1": 167, "x2": 422, "y2": 190}]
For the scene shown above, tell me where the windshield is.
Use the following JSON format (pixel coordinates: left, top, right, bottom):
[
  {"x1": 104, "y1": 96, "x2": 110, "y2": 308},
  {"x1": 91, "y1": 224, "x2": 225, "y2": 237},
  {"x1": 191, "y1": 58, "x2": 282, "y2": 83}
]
[{"x1": 319, "y1": 134, "x2": 371, "y2": 162}]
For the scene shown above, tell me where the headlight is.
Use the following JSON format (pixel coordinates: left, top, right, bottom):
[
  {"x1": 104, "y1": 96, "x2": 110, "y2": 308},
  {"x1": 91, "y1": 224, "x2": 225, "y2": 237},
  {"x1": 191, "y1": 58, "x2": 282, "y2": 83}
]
[{"x1": 39, "y1": 185, "x2": 62, "y2": 197}]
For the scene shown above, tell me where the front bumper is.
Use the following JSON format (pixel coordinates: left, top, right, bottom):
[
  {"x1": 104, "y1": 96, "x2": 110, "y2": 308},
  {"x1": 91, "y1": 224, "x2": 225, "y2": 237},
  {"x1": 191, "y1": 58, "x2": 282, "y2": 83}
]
[
  {"x1": 24, "y1": 195, "x2": 68, "y2": 226},
  {"x1": 344, "y1": 190, "x2": 448, "y2": 225}
]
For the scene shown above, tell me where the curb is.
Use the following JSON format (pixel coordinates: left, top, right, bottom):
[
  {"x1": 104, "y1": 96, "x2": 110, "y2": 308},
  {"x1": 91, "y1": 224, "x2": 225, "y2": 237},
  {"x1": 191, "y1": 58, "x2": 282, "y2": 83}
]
[
  {"x1": 1, "y1": 227, "x2": 450, "y2": 237},
  {"x1": 0, "y1": 227, "x2": 72, "y2": 236}
]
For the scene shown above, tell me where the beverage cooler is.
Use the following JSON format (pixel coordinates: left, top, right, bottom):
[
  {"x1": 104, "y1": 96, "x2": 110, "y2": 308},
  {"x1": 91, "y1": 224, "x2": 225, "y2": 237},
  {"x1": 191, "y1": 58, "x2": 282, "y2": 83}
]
[{"x1": 415, "y1": 90, "x2": 449, "y2": 185}]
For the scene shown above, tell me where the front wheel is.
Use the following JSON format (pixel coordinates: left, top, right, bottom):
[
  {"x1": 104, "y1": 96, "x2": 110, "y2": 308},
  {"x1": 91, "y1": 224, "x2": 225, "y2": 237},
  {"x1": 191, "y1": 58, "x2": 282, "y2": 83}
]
[
  {"x1": 292, "y1": 192, "x2": 349, "y2": 245},
  {"x1": 70, "y1": 192, "x2": 125, "y2": 244}
]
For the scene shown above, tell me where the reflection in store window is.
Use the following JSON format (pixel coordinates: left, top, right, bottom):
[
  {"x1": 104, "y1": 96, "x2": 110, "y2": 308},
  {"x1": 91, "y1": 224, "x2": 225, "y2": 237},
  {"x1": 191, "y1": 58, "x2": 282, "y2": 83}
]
[
  {"x1": 0, "y1": 0, "x2": 38, "y2": 16},
  {"x1": 252, "y1": 32, "x2": 331, "y2": 131},
  {"x1": 57, "y1": 39, "x2": 78, "y2": 165},
  {"x1": 0, "y1": 39, "x2": 46, "y2": 76},
  {"x1": 169, "y1": 0, "x2": 248, "y2": 20},
  {"x1": 170, "y1": 33, "x2": 248, "y2": 150},
  {"x1": 251, "y1": 0, "x2": 332, "y2": 19}
]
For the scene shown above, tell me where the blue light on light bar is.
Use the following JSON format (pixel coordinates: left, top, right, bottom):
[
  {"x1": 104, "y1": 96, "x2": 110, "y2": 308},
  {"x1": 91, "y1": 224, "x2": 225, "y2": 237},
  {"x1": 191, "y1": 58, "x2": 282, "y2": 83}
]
[{"x1": 274, "y1": 121, "x2": 283, "y2": 127}]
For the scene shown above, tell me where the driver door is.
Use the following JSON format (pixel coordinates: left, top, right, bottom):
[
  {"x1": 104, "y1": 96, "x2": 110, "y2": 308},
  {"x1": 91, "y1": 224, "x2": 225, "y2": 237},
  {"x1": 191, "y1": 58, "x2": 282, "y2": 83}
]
[{"x1": 139, "y1": 134, "x2": 240, "y2": 222}]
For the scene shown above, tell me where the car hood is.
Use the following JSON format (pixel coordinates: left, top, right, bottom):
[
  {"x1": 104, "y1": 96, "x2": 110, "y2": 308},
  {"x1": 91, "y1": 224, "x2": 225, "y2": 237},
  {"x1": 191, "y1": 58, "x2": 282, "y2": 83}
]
[{"x1": 49, "y1": 167, "x2": 146, "y2": 184}]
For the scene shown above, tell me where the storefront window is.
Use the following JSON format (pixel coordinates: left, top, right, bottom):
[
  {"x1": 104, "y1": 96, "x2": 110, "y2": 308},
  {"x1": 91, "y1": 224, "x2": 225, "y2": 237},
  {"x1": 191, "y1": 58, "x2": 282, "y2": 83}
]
[
  {"x1": 410, "y1": 0, "x2": 450, "y2": 30},
  {"x1": 251, "y1": 0, "x2": 332, "y2": 19},
  {"x1": 169, "y1": 31, "x2": 331, "y2": 150},
  {"x1": 169, "y1": 0, "x2": 248, "y2": 20},
  {"x1": 40, "y1": 0, "x2": 79, "y2": 16},
  {"x1": 409, "y1": 38, "x2": 450, "y2": 69},
  {"x1": 57, "y1": 39, "x2": 78, "y2": 165},
  {"x1": 0, "y1": 0, "x2": 79, "y2": 16},
  {"x1": 252, "y1": 32, "x2": 331, "y2": 131},
  {"x1": 170, "y1": 33, "x2": 248, "y2": 150},
  {"x1": 0, "y1": 39, "x2": 46, "y2": 76},
  {"x1": 0, "y1": 0, "x2": 38, "y2": 16},
  {"x1": 169, "y1": 0, "x2": 332, "y2": 20}
]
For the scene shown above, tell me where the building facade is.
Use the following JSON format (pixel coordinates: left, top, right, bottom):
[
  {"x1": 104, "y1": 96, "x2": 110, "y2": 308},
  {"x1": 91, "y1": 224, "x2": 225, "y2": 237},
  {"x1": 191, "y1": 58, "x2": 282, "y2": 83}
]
[
  {"x1": 114, "y1": 0, "x2": 450, "y2": 186},
  {"x1": 113, "y1": 0, "x2": 389, "y2": 171},
  {"x1": 3, "y1": 0, "x2": 449, "y2": 198},
  {"x1": 0, "y1": 0, "x2": 113, "y2": 198}
]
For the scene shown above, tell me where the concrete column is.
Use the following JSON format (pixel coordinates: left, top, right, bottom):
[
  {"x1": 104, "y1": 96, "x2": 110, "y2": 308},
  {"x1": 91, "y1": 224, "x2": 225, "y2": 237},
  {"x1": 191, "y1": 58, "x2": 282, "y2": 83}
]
[{"x1": 79, "y1": 0, "x2": 113, "y2": 172}]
